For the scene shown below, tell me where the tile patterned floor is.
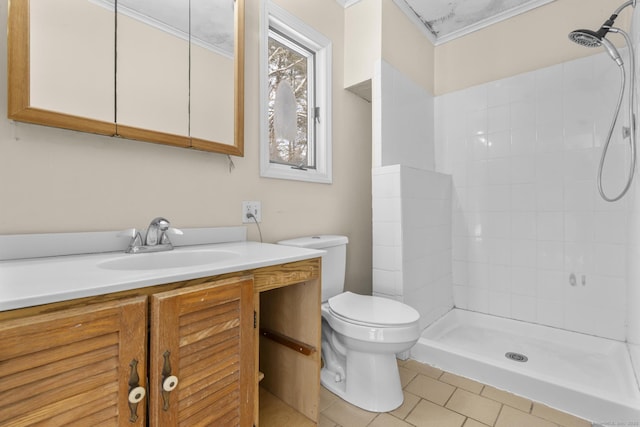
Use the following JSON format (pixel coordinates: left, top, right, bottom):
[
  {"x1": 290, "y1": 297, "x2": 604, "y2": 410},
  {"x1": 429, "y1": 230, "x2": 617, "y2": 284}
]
[{"x1": 317, "y1": 359, "x2": 591, "y2": 427}]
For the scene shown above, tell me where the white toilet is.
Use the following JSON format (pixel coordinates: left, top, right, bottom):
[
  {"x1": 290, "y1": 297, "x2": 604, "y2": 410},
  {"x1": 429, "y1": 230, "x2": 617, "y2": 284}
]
[{"x1": 277, "y1": 235, "x2": 420, "y2": 412}]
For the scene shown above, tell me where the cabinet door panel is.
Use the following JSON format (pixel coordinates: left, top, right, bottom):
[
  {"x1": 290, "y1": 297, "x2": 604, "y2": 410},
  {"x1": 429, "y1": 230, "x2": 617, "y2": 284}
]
[
  {"x1": 116, "y1": 0, "x2": 189, "y2": 140},
  {"x1": 0, "y1": 296, "x2": 147, "y2": 427},
  {"x1": 150, "y1": 276, "x2": 254, "y2": 427},
  {"x1": 29, "y1": 0, "x2": 115, "y2": 123}
]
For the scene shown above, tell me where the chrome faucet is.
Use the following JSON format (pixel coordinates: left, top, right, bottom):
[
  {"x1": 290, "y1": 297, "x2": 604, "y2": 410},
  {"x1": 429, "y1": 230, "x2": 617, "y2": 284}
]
[
  {"x1": 121, "y1": 217, "x2": 183, "y2": 254},
  {"x1": 145, "y1": 217, "x2": 171, "y2": 246}
]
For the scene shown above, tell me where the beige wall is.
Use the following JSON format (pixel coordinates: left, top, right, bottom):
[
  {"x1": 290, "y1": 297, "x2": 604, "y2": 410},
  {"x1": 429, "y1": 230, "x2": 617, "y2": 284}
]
[
  {"x1": 381, "y1": 0, "x2": 435, "y2": 95},
  {"x1": 343, "y1": 0, "x2": 435, "y2": 95},
  {"x1": 344, "y1": 0, "x2": 381, "y2": 89},
  {"x1": 0, "y1": 0, "x2": 373, "y2": 295},
  {"x1": 434, "y1": 0, "x2": 633, "y2": 95},
  {"x1": 343, "y1": 0, "x2": 628, "y2": 97}
]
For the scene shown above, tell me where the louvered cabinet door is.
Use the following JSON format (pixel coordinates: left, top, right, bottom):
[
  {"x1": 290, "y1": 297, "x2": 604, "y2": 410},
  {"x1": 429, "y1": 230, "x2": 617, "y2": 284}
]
[
  {"x1": 150, "y1": 276, "x2": 254, "y2": 427},
  {"x1": 0, "y1": 296, "x2": 148, "y2": 427}
]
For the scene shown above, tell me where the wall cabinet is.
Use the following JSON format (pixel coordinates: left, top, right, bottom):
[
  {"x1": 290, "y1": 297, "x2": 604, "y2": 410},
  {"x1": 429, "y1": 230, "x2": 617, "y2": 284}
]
[
  {"x1": 0, "y1": 258, "x2": 321, "y2": 426},
  {"x1": 7, "y1": 0, "x2": 245, "y2": 155}
]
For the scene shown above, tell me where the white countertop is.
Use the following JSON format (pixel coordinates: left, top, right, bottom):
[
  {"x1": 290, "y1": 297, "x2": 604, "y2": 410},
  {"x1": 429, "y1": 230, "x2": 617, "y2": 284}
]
[{"x1": 0, "y1": 241, "x2": 324, "y2": 311}]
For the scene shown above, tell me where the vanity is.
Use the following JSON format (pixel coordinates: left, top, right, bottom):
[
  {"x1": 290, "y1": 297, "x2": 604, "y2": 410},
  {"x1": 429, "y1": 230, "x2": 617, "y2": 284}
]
[{"x1": 0, "y1": 228, "x2": 322, "y2": 426}]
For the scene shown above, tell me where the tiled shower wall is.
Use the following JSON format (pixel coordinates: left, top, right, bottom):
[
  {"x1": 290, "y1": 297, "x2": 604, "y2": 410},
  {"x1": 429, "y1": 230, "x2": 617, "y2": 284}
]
[
  {"x1": 434, "y1": 50, "x2": 630, "y2": 341},
  {"x1": 373, "y1": 60, "x2": 435, "y2": 170},
  {"x1": 372, "y1": 60, "x2": 453, "y2": 330},
  {"x1": 372, "y1": 165, "x2": 454, "y2": 330},
  {"x1": 626, "y1": 5, "x2": 640, "y2": 375}
]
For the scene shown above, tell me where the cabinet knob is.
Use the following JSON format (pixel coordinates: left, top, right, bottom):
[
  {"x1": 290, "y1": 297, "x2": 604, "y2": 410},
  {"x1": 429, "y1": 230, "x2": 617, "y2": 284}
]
[
  {"x1": 162, "y1": 375, "x2": 179, "y2": 392},
  {"x1": 161, "y1": 350, "x2": 178, "y2": 411},
  {"x1": 127, "y1": 359, "x2": 145, "y2": 423},
  {"x1": 128, "y1": 386, "x2": 146, "y2": 404}
]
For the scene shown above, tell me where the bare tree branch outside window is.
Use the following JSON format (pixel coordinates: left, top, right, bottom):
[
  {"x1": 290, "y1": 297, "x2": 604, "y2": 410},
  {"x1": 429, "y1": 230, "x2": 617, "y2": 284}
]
[{"x1": 267, "y1": 34, "x2": 312, "y2": 167}]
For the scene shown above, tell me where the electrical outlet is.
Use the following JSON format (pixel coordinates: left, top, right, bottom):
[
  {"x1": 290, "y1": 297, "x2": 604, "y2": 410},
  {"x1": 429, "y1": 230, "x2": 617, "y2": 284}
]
[{"x1": 242, "y1": 201, "x2": 262, "y2": 223}]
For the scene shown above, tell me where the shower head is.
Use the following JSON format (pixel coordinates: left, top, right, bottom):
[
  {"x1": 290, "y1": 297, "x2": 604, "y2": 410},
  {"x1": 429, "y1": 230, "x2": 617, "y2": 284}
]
[
  {"x1": 568, "y1": 29, "x2": 602, "y2": 48},
  {"x1": 568, "y1": 1, "x2": 635, "y2": 49},
  {"x1": 568, "y1": 29, "x2": 624, "y2": 66}
]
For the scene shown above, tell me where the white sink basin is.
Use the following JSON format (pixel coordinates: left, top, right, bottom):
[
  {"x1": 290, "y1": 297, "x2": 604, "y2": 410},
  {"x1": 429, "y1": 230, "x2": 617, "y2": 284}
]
[{"x1": 98, "y1": 249, "x2": 240, "y2": 270}]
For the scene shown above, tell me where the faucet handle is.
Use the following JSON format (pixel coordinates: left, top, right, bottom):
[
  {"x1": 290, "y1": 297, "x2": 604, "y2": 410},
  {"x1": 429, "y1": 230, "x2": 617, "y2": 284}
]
[
  {"x1": 159, "y1": 227, "x2": 183, "y2": 245},
  {"x1": 118, "y1": 228, "x2": 138, "y2": 238},
  {"x1": 118, "y1": 228, "x2": 143, "y2": 253},
  {"x1": 167, "y1": 227, "x2": 183, "y2": 236}
]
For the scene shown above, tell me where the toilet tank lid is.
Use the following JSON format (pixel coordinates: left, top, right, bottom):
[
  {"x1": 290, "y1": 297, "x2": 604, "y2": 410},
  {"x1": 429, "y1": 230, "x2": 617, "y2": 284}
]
[{"x1": 277, "y1": 235, "x2": 348, "y2": 249}]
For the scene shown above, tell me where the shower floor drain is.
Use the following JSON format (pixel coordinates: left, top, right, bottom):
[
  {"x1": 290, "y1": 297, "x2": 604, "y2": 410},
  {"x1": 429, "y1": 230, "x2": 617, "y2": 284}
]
[{"x1": 505, "y1": 352, "x2": 528, "y2": 362}]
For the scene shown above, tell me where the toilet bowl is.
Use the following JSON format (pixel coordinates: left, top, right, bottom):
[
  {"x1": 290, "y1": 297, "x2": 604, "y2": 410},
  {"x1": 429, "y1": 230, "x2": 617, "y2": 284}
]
[
  {"x1": 277, "y1": 236, "x2": 421, "y2": 412},
  {"x1": 320, "y1": 291, "x2": 420, "y2": 412}
]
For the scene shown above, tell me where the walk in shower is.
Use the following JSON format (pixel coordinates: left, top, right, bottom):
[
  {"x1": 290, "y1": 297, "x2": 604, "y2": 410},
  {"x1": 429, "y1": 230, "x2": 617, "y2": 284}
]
[{"x1": 372, "y1": 2, "x2": 640, "y2": 424}]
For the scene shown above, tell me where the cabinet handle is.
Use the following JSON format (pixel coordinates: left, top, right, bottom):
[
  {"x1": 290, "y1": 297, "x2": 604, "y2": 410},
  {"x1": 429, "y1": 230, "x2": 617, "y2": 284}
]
[
  {"x1": 161, "y1": 350, "x2": 178, "y2": 411},
  {"x1": 163, "y1": 375, "x2": 179, "y2": 392},
  {"x1": 127, "y1": 359, "x2": 146, "y2": 422}
]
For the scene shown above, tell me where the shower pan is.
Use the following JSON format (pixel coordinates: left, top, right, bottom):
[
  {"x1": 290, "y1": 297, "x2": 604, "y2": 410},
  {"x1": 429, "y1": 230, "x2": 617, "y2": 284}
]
[{"x1": 412, "y1": 309, "x2": 640, "y2": 422}]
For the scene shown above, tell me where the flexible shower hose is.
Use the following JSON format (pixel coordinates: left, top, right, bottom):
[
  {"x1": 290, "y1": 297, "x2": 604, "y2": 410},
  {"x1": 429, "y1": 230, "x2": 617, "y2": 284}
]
[{"x1": 598, "y1": 28, "x2": 636, "y2": 202}]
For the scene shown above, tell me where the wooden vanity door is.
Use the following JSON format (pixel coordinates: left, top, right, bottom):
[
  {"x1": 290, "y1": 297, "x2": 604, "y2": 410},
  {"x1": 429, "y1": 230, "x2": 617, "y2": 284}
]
[
  {"x1": 0, "y1": 296, "x2": 148, "y2": 426},
  {"x1": 150, "y1": 276, "x2": 254, "y2": 426}
]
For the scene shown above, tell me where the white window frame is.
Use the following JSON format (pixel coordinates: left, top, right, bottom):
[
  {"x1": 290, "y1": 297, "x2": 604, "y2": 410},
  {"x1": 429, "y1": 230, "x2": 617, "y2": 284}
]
[{"x1": 260, "y1": 1, "x2": 332, "y2": 184}]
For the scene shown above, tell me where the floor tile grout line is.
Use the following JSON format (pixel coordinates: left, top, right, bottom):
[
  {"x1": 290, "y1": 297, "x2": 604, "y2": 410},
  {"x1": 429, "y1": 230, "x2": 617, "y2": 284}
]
[
  {"x1": 442, "y1": 398, "x2": 501, "y2": 427},
  {"x1": 321, "y1": 391, "x2": 562, "y2": 427},
  {"x1": 459, "y1": 381, "x2": 537, "y2": 416},
  {"x1": 322, "y1": 363, "x2": 588, "y2": 427},
  {"x1": 434, "y1": 375, "x2": 522, "y2": 420},
  {"x1": 401, "y1": 396, "x2": 422, "y2": 425},
  {"x1": 493, "y1": 402, "x2": 506, "y2": 427},
  {"x1": 443, "y1": 385, "x2": 458, "y2": 407}
]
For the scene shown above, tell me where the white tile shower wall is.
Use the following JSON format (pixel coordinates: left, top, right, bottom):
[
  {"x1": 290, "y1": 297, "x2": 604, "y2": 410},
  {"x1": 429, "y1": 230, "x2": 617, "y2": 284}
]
[
  {"x1": 372, "y1": 165, "x2": 454, "y2": 330},
  {"x1": 627, "y1": 5, "x2": 640, "y2": 378},
  {"x1": 435, "y1": 50, "x2": 630, "y2": 341},
  {"x1": 373, "y1": 60, "x2": 435, "y2": 170}
]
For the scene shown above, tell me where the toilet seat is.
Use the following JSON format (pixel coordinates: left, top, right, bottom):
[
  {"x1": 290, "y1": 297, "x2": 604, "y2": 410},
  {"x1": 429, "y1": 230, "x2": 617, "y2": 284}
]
[
  {"x1": 322, "y1": 292, "x2": 420, "y2": 345},
  {"x1": 328, "y1": 292, "x2": 420, "y2": 327},
  {"x1": 322, "y1": 303, "x2": 420, "y2": 345}
]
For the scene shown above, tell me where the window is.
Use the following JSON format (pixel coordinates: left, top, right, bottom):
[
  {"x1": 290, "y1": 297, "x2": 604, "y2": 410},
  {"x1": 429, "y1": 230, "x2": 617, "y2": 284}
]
[{"x1": 260, "y1": 2, "x2": 332, "y2": 183}]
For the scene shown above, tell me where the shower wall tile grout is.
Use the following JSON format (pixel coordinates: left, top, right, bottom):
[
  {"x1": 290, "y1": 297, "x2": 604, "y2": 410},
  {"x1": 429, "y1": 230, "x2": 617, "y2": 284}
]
[{"x1": 434, "y1": 49, "x2": 630, "y2": 341}]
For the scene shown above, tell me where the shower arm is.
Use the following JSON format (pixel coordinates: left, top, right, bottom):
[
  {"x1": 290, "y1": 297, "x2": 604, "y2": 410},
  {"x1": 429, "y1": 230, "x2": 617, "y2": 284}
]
[
  {"x1": 614, "y1": 0, "x2": 636, "y2": 16},
  {"x1": 596, "y1": 0, "x2": 636, "y2": 39}
]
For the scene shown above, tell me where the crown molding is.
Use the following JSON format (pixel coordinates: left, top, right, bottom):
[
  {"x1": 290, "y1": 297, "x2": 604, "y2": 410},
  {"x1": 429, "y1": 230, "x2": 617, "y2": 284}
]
[
  {"x1": 435, "y1": 0, "x2": 555, "y2": 45},
  {"x1": 393, "y1": 0, "x2": 555, "y2": 46},
  {"x1": 392, "y1": 0, "x2": 437, "y2": 45}
]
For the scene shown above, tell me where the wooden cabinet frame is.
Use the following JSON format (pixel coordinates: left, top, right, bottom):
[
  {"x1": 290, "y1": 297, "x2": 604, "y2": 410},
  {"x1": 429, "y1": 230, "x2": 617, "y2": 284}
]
[
  {"x1": 7, "y1": 0, "x2": 245, "y2": 155},
  {"x1": 0, "y1": 258, "x2": 321, "y2": 426},
  {"x1": 254, "y1": 258, "x2": 322, "y2": 426}
]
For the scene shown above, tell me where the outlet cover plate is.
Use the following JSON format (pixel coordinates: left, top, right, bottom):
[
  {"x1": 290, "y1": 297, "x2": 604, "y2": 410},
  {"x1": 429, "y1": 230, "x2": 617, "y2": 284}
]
[{"x1": 242, "y1": 201, "x2": 262, "y2": 223}]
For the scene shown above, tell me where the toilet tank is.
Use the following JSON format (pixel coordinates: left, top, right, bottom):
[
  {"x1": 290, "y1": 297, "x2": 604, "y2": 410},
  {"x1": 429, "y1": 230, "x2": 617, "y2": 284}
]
[{"x1": 277, "y1": 235, "x2": 348, "y2": 302}]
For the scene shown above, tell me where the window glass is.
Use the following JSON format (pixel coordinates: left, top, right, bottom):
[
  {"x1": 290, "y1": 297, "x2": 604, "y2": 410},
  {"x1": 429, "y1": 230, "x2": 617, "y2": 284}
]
[
  {"x1": 268, "y1": 32, "x2": 313, "y2": 168},
  {"x1": 260, "y1": 2, "x2": 332, "y2": 183}
]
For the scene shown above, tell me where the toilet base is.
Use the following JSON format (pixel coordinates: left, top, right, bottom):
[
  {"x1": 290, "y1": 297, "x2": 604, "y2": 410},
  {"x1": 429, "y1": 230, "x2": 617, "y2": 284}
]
[{"x1": 321, "y1": 350, "x2": 404, "y2": 412}]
